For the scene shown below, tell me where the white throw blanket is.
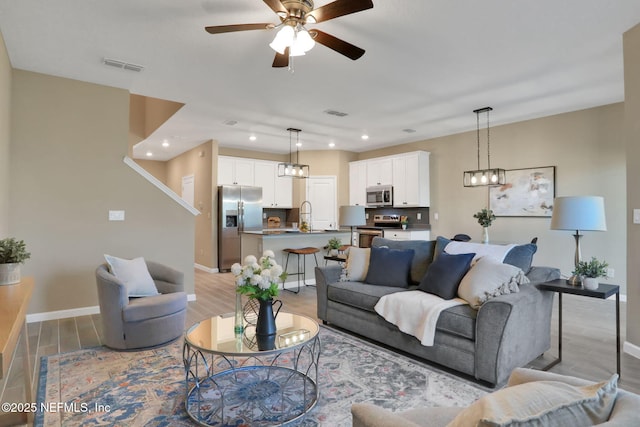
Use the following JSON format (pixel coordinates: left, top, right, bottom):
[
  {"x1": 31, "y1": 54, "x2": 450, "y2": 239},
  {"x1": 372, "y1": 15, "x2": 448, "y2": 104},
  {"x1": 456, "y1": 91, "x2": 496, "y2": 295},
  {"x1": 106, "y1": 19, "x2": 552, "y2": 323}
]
[
  {"x1": 374, "y1": 290, "x2": 467, "y2": 346},
  {"x1": 445, "y1": 241, "x2": 517, "y2": 262}
]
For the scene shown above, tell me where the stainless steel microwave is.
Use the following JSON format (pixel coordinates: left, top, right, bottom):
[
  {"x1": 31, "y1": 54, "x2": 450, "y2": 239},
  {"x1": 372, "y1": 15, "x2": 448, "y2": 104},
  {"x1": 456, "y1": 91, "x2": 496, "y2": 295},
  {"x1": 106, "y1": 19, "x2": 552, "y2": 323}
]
[{"x1": 366, "y1": 185, "x2": 393, "y2": 207}]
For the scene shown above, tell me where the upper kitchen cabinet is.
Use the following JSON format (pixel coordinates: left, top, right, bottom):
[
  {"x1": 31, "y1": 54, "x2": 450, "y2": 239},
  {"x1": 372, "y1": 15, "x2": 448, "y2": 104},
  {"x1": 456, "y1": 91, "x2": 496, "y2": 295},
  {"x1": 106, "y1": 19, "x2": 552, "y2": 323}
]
[
  {"x1": 218, "y1": 156, "x2": 254, "y2": 186},
  {"x1": 254, "y1": 160, "x2": 293, "y2": 208},
  {"x1": 366, "y1": 157, "x2": 393, "y2": 187},
  {"x1": 393, "y1": 151, "x2": 430, "y2": 207},
  {"x1": 349, "y1": 160, "x2": 367, "y2": 206}
]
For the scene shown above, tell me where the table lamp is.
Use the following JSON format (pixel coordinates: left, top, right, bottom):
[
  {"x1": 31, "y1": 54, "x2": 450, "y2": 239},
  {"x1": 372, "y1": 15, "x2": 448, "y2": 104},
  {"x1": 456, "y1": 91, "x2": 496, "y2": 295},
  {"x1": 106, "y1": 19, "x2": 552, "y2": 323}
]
[
  {"x1": 339, "y1": 206, "x2": 366, "y2": 246},
  {"x1": 550, "y1": 196, "x2": 607, "y2": 285}
]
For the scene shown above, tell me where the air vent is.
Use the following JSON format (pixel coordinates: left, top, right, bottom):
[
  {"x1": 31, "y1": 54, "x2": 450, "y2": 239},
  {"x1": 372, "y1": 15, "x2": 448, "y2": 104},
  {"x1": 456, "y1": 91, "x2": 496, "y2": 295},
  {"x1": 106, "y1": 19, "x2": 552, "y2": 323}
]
[
  {"x1": 402, "y1": 128, "x2": 417, "y2": 133},
  {"x1": 324, "y1": 109, "x2": 348, "y2": 117},
  {"x1": 223, "y1": 120, "x2": 238, "y2": 126},
  {"x1": 103, "y1": 58, "x2": 144, "y2": 72}
]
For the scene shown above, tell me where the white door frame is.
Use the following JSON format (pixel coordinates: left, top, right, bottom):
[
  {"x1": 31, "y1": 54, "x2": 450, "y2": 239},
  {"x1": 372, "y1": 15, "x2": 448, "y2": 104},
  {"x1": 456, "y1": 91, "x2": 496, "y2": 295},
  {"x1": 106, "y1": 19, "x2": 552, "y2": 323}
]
[{"x1": 305, "y1": 176, "x2": 337, "y2": 230}]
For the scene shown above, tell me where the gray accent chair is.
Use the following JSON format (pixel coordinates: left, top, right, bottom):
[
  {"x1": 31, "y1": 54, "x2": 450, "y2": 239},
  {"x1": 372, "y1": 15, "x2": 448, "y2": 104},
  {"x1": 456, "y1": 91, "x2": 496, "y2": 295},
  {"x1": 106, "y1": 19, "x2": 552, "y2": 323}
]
[
  {"x1": 96, "y1": 261, "x2": 187, "y2": 350},
  {"x1": 352, "y1": 368, "x2": 640, "y2": 426}
]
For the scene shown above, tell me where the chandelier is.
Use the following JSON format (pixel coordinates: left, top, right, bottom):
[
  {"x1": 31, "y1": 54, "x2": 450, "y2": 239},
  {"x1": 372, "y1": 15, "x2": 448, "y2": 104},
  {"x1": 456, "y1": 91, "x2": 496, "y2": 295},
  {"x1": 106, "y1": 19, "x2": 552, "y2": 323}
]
[
  {"x1": 278, "y1": 128, "x2": 309, "y2": 179},
  {"x1": 463, "y1": 107, "x2": 506, "y2": 187}
]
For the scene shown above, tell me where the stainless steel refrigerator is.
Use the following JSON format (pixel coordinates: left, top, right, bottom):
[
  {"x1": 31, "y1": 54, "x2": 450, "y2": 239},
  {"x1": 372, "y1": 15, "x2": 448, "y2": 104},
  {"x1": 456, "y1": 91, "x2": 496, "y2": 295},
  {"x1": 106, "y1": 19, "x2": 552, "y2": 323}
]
[{"x1": 218, "y1": 185, "x2": 263, "y2": 271}]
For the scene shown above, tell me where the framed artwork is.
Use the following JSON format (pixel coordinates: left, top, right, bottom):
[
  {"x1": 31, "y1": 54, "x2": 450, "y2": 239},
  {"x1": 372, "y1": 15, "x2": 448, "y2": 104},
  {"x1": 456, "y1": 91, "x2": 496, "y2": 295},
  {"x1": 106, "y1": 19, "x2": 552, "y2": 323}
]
[{"x1": 489, "y1": 166, "x2": 556, "y2": 217}]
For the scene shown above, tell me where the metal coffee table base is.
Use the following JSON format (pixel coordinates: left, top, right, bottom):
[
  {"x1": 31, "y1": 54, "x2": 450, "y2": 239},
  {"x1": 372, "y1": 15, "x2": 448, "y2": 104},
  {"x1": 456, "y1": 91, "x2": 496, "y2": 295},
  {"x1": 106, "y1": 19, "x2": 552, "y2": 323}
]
[{"x1": 183, "y1": 337, "x2": 320, "y2": 426}]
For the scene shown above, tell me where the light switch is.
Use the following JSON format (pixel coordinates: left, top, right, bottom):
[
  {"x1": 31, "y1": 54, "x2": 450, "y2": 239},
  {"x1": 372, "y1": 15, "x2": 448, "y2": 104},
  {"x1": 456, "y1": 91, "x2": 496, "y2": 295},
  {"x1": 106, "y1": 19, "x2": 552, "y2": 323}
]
[
  {"x1": 434, "y1": 212, "x2": 439, "y2": 221},
  {"x1": 109, "y1": 210, "x2": 125, "y2": 221},
  {"x1": 634, "y1": 209, "x2": 640, "y2": 224},
  {"x1": 417, "y1": 213, "x2": 422, "y2": 220}
]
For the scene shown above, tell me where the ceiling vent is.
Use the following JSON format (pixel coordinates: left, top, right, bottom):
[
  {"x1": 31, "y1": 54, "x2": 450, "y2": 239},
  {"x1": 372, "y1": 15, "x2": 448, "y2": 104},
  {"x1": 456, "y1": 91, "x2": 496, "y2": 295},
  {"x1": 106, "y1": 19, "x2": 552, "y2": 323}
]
[
  {"x1": 103, "y1": 58, "x2": 144, "y2": 72},
  {"x1": 324, "y1": 109, "x2": 348, "y2": 117},
  {"x1": 223, "y1": 120, "x2": 238, "y2": 126},
  {"x1": 402, "y1": 128, "x2": 417, "y2": 133}
]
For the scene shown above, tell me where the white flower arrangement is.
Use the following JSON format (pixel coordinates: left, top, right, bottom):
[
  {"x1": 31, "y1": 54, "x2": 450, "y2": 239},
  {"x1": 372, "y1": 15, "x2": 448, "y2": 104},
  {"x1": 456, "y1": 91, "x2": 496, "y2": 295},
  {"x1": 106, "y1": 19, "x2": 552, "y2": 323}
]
[{"x1": 232, "y1": 250, "x2": 287, "y2": 300}]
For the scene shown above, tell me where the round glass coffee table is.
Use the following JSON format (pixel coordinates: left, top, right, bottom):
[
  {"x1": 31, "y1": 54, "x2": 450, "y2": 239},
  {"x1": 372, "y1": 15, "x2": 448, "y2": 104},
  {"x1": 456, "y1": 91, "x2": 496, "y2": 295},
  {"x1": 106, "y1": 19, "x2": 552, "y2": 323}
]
[{"x1": 183, "y1": 312, "x2": 320, "y2": 426}]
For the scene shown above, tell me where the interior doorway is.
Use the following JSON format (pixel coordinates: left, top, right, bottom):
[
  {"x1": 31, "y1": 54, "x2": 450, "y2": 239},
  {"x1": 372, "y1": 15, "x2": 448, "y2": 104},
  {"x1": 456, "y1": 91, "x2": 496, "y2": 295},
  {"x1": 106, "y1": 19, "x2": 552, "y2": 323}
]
[
  {"x1": 306, "y1": 176, "x2": 337, "y2": 230},
  {"x1": 181, "y1": 174, "x2": 194, "y2": 207}
]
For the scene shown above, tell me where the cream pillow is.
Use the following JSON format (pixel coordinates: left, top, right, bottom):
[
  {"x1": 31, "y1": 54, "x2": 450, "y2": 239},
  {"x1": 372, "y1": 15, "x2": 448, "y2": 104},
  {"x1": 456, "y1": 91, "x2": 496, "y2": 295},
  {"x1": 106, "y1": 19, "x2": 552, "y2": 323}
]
[
  {"x1": 446, "y1": 375, "x2": 618, "y2": 427},
  {"x1": 340, "y1": 247, "x2": 370, "y2": 282},
  {"x1": 104, "y1": 255, "x2": 159, "y2": 297},
  {"x1": 457, "y1": 257, "x2": 529, "y2": 309}
]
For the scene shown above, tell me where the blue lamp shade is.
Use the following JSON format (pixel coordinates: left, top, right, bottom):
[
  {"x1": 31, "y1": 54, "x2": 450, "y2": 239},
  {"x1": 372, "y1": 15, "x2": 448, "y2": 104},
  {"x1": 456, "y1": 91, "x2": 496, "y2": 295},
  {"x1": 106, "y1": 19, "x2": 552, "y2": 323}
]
[{"x1": 550, "y1": 196, "x2": 607, "y2": 231}]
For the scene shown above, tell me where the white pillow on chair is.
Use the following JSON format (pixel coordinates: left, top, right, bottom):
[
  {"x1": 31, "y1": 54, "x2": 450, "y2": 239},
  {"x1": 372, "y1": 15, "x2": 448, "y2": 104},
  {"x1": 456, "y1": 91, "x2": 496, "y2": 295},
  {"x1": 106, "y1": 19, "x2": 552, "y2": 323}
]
[{"x1": 104, "y1": 255, "x2": 159, "y2": 297}]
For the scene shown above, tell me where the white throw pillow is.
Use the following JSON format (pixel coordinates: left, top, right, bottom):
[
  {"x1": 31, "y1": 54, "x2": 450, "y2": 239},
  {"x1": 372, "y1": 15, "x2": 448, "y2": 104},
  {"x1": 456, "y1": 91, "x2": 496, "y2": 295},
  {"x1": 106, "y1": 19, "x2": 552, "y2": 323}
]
[
  {"x1": 340, "y1": 247, "x2": 370, "y2": 282},
  {"x1": 457, "y1": 257, "x2": 529, "y2": 309},
  {"x1": 446, "y1": 374, "x2": 618, "y2": 427},
  {"x1": 104, "y1": 255, "x2": 159, "y2": 297}
]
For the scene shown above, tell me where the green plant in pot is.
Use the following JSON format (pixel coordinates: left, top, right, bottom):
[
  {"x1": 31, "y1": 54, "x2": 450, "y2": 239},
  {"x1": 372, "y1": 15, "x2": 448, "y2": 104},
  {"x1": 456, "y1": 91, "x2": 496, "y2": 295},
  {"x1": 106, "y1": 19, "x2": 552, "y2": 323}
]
[
  {"x1": 327, "y1": 237, "x2": 342, "y2": 256},
  {"x1": 573, "y1": 257, "x2": 608, "y2": 290},
  {"x1": 0, "y1": 237, "x2": 31, "y2": 285},
  {"x1": 473, "y1": 208, "x2": 496, "y2": 243}
]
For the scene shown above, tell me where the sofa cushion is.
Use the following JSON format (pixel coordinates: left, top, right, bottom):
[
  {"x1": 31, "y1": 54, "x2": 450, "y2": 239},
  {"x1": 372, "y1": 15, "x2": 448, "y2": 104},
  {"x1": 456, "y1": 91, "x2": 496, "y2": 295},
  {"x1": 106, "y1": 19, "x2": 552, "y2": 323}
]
[
  {"x1": 418, "y1": 252, "x2": 475, "y2": 299},
  {"x1": 340, "y1": 247, "x2": 371, "y2": 282},
  {"x1": 447, "y1": 374, "x2": 618, "y2": 427},
  {"x1": 104, "y1": 254, "x2": 159, "y2": 297},
  {"x1": 328, "y1": 282, "x2": 412, "y2": 313},
  {"x1": 503, "y1": 243, "x2": 537, "y2": 273},
  {"x1": 372, "y1": 237, "x2": 436, "y2": 284},
  {"x1": 436, "y1": 304, "x2": 477, "y2": 340},
  {"x1": 365, "y1": 246, "x2": 414, "y2": 288},
  {"x1": 457, "y1": 257, "x2": 529, "y2": 309}
]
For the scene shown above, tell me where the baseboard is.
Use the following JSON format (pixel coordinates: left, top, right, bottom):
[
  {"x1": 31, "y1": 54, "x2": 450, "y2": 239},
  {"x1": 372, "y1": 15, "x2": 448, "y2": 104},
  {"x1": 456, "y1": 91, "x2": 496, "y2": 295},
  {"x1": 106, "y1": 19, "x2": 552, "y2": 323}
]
[
  {"x1": 282, "y1": 279, "x2": 316, "y2": 290},
  {"x1": 195, "y1": 263, "x2": 218, "y2": 273},
  {"x1": 623, "y1": 341, "x2": 640, "y2": 360},
  {"x1": 26, "y1": 293, "x2": 198, "y2": 322},
  {"x1": 27, "y1": 305, "x2": 100, "y2": 323}
]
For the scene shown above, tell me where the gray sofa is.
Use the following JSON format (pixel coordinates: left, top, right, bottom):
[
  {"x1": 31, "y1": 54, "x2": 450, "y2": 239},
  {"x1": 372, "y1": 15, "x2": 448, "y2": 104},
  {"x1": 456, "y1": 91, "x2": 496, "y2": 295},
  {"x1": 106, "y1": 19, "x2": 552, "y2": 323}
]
[{"x1": 315, "y1": 237, "x2": 560, "y2": 386}]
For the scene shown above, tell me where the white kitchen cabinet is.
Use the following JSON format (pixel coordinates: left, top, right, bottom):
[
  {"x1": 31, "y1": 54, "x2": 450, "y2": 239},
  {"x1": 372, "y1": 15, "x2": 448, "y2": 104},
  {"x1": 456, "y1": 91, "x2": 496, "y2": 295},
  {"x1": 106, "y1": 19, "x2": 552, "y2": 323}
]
[
  {"x1": 366, "y1": 157, "x2": 393, "y2": 187},
  {"x1": 393, "y1": 151, "x2": 430, "y2": 207},
  {"x1": 218, "y1": 156, "x2": 254, "y2": 186},
  {"x1": 253, "y1": 160, "x2": 293, "y2": 208},
  {"x1": 349, "y1": 160, "x2": 367, "y2": 206},
  {"x1": 384, "y1": 230, "x2": 430, "y2": 241}
]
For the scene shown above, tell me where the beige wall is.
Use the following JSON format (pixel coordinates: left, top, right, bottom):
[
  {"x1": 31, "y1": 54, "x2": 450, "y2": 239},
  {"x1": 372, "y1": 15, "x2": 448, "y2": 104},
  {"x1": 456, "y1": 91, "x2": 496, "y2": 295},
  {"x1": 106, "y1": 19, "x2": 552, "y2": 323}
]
[
  {"x1": 624, "y1": 23, "x2": 640, "y2": 347},
  {"x1": 0, "y1": 32, "x2": 10, "y2": 236},
  {"x1": 356, "y1": 105, "x2": 627, "y2": 292},
  {"x1": 295, "y1": 150, "x2": 358, "y2": 208},
  {"x1": 165, "y1": 141, "x2": 215, "y2": 268},
  {"x1": 9, "y1": 70, "x2": 195, "y2": 314},
  {"x1": 128, "y1": 94, "x2": 184, "y2": 157},
  {"x1": 135, "y1": 159, "x2": 168, "y2": 183}
]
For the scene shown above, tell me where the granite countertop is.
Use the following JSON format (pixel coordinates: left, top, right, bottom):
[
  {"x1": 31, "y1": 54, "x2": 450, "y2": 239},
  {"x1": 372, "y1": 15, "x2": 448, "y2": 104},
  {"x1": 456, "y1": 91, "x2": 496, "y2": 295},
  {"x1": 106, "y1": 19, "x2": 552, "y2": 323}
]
[{"x1": 243, "y1": 229, "x2": 350, "y2": 236}]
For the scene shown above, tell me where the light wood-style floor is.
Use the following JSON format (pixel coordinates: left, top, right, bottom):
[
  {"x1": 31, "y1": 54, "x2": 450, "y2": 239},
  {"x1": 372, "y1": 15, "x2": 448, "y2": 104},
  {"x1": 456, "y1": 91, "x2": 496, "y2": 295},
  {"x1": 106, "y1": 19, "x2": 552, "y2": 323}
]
[{"x1": 3, "y1": 269, "x2": 640, "y2": 412}]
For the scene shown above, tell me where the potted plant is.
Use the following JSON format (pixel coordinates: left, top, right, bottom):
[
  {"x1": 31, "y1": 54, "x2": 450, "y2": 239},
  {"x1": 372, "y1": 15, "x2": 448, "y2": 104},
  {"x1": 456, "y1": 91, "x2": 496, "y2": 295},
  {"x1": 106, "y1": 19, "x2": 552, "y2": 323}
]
[
  {"x1": 327, "y1": 237, "x2": 342, "y2": 256},
  {"x1": 400, "y1": 216, "x2": 409, "y2": 230},
  {"x1": 573, "y1": 257, "x2": 608, "y2": 290},
  {"x1": 473, "y1": 208, "x2": 496, "y2": 243},
  {"x1": 0, "y1": 237, "x2": 31, "y2": 285}
]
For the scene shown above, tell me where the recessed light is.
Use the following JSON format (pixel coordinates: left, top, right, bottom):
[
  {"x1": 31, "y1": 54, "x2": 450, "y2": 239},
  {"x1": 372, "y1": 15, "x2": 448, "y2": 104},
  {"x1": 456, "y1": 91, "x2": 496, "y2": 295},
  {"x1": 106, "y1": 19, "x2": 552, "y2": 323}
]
[
  {"x1": 249, "y1": 135, "x2": 257, "y2": 141},
  {"x1": 146, "y1": 151, "x2": 153, "y2": 157},
  {"x1": 162, "y1": 140, "x2": 170, "y2": 147},
  {"x1": 361, "y1": 134, "x2": 369, "y2": 140},
  {"x1": 328, "y1": 142, "x2": 336, "y2": 148},
  {"x1": 296, "y1": 142, "x2": 302, "y2": 147}
]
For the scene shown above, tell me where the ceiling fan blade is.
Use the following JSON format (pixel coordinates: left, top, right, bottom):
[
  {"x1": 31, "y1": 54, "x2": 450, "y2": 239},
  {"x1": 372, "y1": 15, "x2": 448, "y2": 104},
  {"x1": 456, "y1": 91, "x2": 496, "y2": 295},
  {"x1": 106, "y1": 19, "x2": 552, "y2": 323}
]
[
  {"x1": 308, "y1": 0, "x2": 373, "y2": 23},
  {"x1": 263, "y1": 0, "x2": 287, "y2": 15},
  {"x1": 310, "y1": 30, "x2": 365, "y2": 60},
  {"x1": 205, "y1": 23, "x2": 273, "y2": 34},
  {"x1": 272, "y1": 48, "x2": 290, "y2": 67}
]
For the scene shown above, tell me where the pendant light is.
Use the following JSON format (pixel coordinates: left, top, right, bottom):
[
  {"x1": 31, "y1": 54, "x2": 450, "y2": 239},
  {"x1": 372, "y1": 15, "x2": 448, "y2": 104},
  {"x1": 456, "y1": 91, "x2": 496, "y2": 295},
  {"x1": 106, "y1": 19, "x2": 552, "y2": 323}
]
[
  {"x1": 278, "y1": 128, "x2": 309, "y2": 179},
  {"x1": 463, "y1": 107, "x2": 506, "y2": 187}
]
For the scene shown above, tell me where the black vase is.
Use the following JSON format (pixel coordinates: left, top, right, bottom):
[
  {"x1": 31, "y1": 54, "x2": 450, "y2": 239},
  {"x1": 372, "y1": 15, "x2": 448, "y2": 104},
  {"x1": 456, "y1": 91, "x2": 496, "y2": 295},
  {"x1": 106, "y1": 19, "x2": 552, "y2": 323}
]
[{"x1": 255, "y1": 298, "x2": 282, "y2": 350}]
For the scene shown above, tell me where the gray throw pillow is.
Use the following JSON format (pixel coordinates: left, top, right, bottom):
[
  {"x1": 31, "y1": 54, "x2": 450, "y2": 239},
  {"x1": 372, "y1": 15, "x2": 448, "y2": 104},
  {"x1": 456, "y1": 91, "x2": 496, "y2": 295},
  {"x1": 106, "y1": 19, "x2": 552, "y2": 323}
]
[
  {"x1": 364, "y1": 246, "x2": 414, "y2": 288},
  {"x1": 503, "y1": 243, "x2": 537, "y2": 273},
  {"x1": 434, "y1": 236, "x2": 451, "y2": 260},
  {"x1": 418, "y1": 252, "x2": 475, "y2": 299}
]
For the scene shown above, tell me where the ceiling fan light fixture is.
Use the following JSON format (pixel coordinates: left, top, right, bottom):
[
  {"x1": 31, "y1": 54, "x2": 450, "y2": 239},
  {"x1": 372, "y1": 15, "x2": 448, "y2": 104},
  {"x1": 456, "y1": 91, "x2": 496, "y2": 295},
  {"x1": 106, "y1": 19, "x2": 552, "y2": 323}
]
[
  {"x1": 295, "y1": 27, "x2": 315, "y2": 52},
  {"x1": 269, "y1": 25, "x2": 295, "y2": 54}
]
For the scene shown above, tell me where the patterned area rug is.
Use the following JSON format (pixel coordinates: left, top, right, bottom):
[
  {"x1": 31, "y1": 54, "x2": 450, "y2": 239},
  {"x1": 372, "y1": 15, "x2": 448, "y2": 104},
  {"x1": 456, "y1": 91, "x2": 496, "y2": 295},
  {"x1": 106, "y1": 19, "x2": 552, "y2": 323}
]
[{"x1": 36, "y1": 325, "x2": 487, "y2": 426}]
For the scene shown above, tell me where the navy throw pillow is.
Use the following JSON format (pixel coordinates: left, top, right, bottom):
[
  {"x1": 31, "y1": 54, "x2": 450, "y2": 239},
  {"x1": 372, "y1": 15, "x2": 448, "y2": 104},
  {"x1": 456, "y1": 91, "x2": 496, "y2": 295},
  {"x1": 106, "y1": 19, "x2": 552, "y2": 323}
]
[
  {"x1": 418, "y1": 252, "x2": 476, "y2": 299},
  {"x1": 503, "y1": 243, "x2": 537, "y2": 273},
  {"x1": 364, "y1": 246, "x2": 415, "y2": 288}
]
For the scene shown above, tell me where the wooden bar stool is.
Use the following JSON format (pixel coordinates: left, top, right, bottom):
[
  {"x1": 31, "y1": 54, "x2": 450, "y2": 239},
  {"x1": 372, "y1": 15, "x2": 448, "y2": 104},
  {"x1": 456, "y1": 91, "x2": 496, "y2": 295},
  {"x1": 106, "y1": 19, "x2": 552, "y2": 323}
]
[{"x1": 283, "y1": 247, "x2": 320, "y2": 294}]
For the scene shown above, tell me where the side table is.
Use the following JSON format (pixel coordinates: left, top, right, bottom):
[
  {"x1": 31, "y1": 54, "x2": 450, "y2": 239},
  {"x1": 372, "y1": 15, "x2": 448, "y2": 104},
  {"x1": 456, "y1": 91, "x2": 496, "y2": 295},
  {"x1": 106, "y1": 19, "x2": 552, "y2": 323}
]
[{"x1": 537, "y1": 279, "x2": 620, "y2": 376}]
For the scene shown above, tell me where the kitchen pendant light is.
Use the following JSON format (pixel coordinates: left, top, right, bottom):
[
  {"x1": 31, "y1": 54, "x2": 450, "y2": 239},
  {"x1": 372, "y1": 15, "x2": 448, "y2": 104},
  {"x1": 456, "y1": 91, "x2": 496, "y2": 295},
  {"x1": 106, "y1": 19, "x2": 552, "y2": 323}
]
[
  {"x1": 278, "y1": 128, "x2": 309, "y2": 179},
  {"x1": 463, "y1": 107, "x2": 506, "y2": 187}
]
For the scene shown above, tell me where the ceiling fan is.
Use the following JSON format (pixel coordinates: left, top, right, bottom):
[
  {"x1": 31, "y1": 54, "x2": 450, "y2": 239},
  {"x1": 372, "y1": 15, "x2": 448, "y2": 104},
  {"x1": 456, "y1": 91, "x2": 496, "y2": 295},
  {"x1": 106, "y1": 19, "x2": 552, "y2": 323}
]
[{"x1": 205, "y1": 0, "x2": 374, "y2": 68}]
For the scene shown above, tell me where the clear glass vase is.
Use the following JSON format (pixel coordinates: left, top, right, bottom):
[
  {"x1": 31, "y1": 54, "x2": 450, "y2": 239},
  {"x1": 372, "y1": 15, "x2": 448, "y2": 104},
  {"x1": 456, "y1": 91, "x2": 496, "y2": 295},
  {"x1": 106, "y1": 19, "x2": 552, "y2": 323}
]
[{"x1": 234, "y1": 292, "x2": 244, "y2": 334}]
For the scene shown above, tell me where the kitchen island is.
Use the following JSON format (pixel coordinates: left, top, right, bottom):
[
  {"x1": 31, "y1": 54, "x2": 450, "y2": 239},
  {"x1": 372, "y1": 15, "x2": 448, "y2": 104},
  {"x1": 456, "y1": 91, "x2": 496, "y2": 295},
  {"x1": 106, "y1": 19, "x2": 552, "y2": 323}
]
[{"x1": 241, "y1": 230, "x2": 351, "y2": 289}]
